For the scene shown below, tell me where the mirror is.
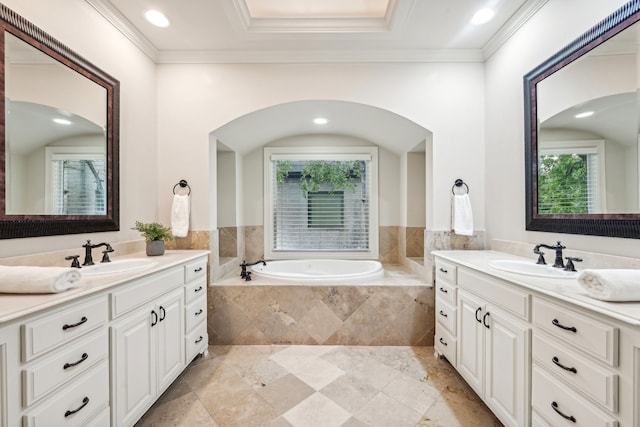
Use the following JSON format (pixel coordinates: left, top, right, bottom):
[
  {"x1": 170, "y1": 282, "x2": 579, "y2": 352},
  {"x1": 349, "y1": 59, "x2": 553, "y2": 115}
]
[
  {"x1": 0, "y1": 4, "x2": 119, "y2": 238},
  {"x1": 524, "y1": 1, "x2": 640, "y2": 238}
]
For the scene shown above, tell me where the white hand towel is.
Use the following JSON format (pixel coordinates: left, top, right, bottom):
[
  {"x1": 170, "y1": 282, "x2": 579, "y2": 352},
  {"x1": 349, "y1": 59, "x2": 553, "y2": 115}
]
[
  {"x1": 171, "y1": 194, "x2": 190, "y2": 238},
  {"x1": 452, "y1": 193, "x2": 473, "y2": 236},
  {"x1": 0, "y1": 266, "x2": 81, "y2": 294},
  {"x1": 577, "y1": 269, "x2": 640, "y2": 301}
]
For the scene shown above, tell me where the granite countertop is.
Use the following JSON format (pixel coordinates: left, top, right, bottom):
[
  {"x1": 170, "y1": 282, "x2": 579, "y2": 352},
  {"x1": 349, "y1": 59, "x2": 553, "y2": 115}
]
[
  {"x1": 0, "y1": 250, "x2": 209, "y2": 325},
  {"x1": 432, "y1": 249, "x2": 640, "y2": 326}
]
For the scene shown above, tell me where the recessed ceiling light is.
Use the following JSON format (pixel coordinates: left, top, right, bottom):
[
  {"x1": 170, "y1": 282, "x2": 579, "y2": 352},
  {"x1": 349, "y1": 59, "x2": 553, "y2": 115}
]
[
  {"x1": 470, "y1": 8, "x2": 495, "y2": 25},
  {"x1": 144, "y1": 10, "x2": 170, "y2": 28},
  {"x1": 313, "y1": 117, "x2": 328, "y2": 125},
  {"x1": 575, "y1": 111, "x2": 594, "y2": 119},
  {"x1": 53, "y1": 118, "x2": 72, "y2": 125}
]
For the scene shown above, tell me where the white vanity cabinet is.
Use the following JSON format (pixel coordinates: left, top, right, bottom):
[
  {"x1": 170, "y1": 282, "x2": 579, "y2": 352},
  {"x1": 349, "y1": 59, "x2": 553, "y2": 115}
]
[
  {"x1": 455, "y1": 269, "x2": 531, "y2": 427},
  {"x1": 531, "y1": 296, "x2": 622, "y2": 427},
  {"x1": 0, "y1": 251, "x2": 209, "y2": 427},
  {"x1": 434, "y1": 259, "x2": 458, "y2": 366}
]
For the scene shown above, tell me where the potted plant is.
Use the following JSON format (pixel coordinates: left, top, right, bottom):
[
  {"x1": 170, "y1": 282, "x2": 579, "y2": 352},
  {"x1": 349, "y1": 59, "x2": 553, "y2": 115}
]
[{"x1": 133, "y1": 221, "x2": 175, "y2": 256}]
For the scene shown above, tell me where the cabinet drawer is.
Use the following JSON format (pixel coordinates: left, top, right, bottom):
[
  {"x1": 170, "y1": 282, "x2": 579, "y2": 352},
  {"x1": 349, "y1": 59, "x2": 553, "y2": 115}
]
[
  {"x1": 435, "y1": 280, "x2": 457, "y2": 306},
  {"x1": 458, "y1": 268, "x2": 530, "y2": 320},
  {"x1": 185, "y1": 258, "x2": 207, "y2": 283},
  {"x1": 435, "y1": 298, "x2": 456, "y2": 336},
  {"x1": 532, "y1": 365, "x2": 618, "y2": 427},
  {"x1": 84, "y1": 407, "x2": 110, "y2": 427},
  {"x1": 533, "y1": 334, "x2": 618, "y2": 412},
  {"x1": 23, "y1": 330, "x2": 108, "y2": 407},
  {"x1": 435, "y1": 259, "x2": 457, "y2": 284},
  {"x1": 185, "y1": 276, "x2": 207, "y2": 304},
  {"x1": 111, "y1": 267, "x2": 183, "y2": 319},
  {"x1": 186, "y1": 321, "x2": 208, "y2": 361},
  {"x1": 533, "y1": 298, "x2": 618, "y2": 366},
  {"x1": 435, "y1": 324, "x2": 456, "y2": 366},
  {"x1": 22, "y1": 296, "x2": 107, "y2": 362},
  {"x1": 23, "y1": 360, "x2": 109, "y2": 427},
  {"x1": 185, "y1": 294, "x2": 207, "y2": 333},
  {"x1": 531, "y1": 410, "x2": 553, "y2": 427}
]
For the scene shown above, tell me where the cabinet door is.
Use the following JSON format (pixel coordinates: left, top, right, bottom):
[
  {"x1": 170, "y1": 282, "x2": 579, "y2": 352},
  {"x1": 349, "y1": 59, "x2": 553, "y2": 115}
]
[
  {"x1": 156, "y1": 289, "x2": 185, "y2": 392},
  {"x1": 111, "y1": 308, "x2": 156, "y2": 427},
  {"x1": 457, "y1": 290, "x2": 484, "y2": 395},
  {"x1": 484, "y1": 306, "x2": 530, "y2": 427}
]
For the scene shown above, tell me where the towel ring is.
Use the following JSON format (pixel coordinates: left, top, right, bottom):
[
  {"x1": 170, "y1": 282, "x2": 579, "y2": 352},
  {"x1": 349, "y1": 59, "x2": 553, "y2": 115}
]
[
  {"x1": 173, "y1": 179, "x2": 191, "y2": 195},
  {"x1": 451, "y1": 178, "x2": 469, "y2": 195}
]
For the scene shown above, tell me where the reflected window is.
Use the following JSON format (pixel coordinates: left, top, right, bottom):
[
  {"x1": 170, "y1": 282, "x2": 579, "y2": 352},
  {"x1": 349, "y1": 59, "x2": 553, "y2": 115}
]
[
  {"x1": 538, "y1": 143, "x2": 604, "y2": 214},
  {"x1": 46, "y1": 147, "x2": 106, "y2": 215}
]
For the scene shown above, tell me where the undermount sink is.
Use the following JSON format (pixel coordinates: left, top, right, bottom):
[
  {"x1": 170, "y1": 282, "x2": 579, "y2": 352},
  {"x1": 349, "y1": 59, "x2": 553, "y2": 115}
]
[
  {"x1": 488, "y1": 259, "x2": 579, "y2": 279},
  {"x1": 80, "y1": 258, "x2": 158, "y2": 276}
]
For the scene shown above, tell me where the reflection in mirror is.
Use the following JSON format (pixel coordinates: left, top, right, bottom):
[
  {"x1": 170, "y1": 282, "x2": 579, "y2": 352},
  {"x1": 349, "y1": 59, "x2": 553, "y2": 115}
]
[
  {"x1": 536, "y1": 22, "x2": 639, "y2": 215},
  {"x1": 0, "y1": 4, "x2": 119, "y2": 238},
  {"x1": 524, "y1": 1, "x2": 640, "y2": 238}
]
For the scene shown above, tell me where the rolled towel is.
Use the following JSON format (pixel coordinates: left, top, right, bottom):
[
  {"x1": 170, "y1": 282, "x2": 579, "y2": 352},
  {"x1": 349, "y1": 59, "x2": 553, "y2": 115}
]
[
  {"x1": 452, "y1": 193, "x2": 474, "y2": 236},
  {"x1": 0, "y1": 265, "x2": 81, "y2": 294},
  {"x1": 577, "y1": 269, "x2": 640, "y2": 301},
  {"x1": 171, "y1": 194, "x2": 190, "y2": 238}
]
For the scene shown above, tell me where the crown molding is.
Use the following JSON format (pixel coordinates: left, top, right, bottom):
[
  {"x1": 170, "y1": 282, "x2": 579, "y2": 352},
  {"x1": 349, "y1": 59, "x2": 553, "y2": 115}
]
[
  {"x1": 482, "y1": 0, "x2": 549, "y2": 60},
  {"x1": 85, "y1": 0, "x2": 159, "y2": 62},
  {"x1": 156, "y1": 48, "x2": 484, "y2": 64}
]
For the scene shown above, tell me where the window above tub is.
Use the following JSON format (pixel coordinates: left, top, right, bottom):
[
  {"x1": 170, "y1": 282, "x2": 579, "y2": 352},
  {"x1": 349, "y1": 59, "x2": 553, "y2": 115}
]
[{"x1": 264, "y1": 146, "x2": 379, "y2": 259}]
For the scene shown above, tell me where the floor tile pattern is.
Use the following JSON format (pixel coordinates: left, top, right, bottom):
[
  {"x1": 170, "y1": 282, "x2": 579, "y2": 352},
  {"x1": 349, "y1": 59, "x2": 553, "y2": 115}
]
[{"x1": 136, "y1": 345, "x2": 503, "y2": 427}]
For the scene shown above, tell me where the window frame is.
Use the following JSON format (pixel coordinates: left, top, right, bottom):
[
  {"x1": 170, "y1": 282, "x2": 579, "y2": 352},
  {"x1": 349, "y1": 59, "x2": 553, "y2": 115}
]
[{"x1": 264, "y1": 146, "x2": 379, "y2": 260}]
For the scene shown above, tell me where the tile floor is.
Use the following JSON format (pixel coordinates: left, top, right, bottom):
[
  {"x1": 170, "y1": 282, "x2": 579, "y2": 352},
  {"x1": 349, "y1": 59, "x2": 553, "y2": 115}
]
[{"x1": 135, "y1": 345, "x2": 503, "y2": 427}]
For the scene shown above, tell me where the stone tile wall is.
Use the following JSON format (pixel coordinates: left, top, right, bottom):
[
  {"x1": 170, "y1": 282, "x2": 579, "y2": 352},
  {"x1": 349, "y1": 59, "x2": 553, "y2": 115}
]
[{"x1": 208, "y1": 283, "x2": 434, "y2": 346}]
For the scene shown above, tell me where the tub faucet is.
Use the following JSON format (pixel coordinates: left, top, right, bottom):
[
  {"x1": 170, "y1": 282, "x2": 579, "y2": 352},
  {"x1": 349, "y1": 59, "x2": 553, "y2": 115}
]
[
  {"x1": 533, "y1": 241, "x2": 566, "y2": 268},
  {"x1": 240, "y1": 260, "x2": 266, "y2": 280},
  {"x1": 82, "y1": 240, "x2": 113, "y2": 266}
]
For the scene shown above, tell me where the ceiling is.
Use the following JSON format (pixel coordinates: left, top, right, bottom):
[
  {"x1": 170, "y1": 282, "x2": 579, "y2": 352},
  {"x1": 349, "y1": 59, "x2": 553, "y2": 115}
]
[
  {"x1": 84, "y1": 0, "x2": 547, "y2": 154},
  {"x1": 87, "y1": 0, "x2": 546, "y2": 63}
]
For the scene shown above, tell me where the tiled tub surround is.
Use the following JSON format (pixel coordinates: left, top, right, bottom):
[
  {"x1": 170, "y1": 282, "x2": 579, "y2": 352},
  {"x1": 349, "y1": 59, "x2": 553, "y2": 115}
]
[{"x1": 209, "y1": 266, "x2": 434, "y2": 346}]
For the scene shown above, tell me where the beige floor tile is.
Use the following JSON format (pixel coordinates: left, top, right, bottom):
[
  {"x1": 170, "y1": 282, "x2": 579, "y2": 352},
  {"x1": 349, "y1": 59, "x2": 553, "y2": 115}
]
[
  {"x1": 422, "y1": 390, "x2": 503, "y2": 427},
  {"x1": 256, "y1": 373, "x2": 316, "y2": 415},
  {"x1": 382, "y1": 373, "x2": 441, "y2": 414},
  {"x1": 283, "y1": 392, "x2": 351, "y2": 427},
  {"x1": 319, "y1": 374, "x2": 379, "y2": 413},
  {"x1": 353, "y1": 392, "x2": 423, "y2": 427},
  {"x1": 135, "y1": 393, "x2": 217, "y2": 427}
]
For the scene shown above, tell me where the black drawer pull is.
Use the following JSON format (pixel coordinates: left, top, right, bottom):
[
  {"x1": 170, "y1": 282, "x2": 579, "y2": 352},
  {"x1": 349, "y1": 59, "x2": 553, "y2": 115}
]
[
  {"x1": 194, "y1": 267, "x2": 203, "y2": 273},
  {"x1": 439, "y1": 267, "x2": 448, "y2": 273},
  {"x1": 64, "y1": 353, "x2": 88, "y2": 370},
  {"x1": 551, "y1": 401, "x2": 576, "y2": 423},
  {"x1": 552, "y1": 318, "x2": 577, "y2": 333},
  {"x1": 159, "y1": 306, "x2": 166, "y2": 322},
  {"x1": 62, "y1": 316, "x2": 87, "y2": 331},
  {"x1": 195, "y1": 309, "x2": 203, "y2": 316},
  {"x1": 439, "y1": 287, "x2": 448, "y2": 294},
  {"x1": 439, "y1": 310, "x2": 448, "y2": 318},
  {"x1": 194, "y1": 286, "x2": 203, "y2": 293},
  {"x1": 475, "y1": 307, "x2": 482, "y2": 323},
  {"x1": 195, "y1": 336, "x2": 204, "y2": 344},
  {"x1": 439, "y1": 337, "x2": 447, "y2": 346},
  {"x1": 483, "y1": 312, "x2": 491, "y2": 329},
  {"x1": 65, "y1": 397, "x2": 89, "y2": 417},
  {"x1": 552, "y1": 356, "x2": 577, "y2": 374},
  {"x1": 151, "y1": 310, "x2": 158, "y2": 327}
]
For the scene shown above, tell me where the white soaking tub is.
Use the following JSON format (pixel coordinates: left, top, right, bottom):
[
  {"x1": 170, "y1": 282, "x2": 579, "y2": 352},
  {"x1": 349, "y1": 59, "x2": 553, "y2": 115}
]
[{"x1": 250, "y1": 259, "x2": 384, "y2": 283}]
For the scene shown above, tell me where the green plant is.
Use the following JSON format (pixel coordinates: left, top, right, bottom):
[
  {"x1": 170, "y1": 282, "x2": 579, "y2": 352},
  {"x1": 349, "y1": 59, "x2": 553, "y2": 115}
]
[
  {"x1": 276, "y1": 160, "x2": 363, "y2": 198},
  {"x1": 133, "y1": 221, "x2": 175, "y2": 242}
]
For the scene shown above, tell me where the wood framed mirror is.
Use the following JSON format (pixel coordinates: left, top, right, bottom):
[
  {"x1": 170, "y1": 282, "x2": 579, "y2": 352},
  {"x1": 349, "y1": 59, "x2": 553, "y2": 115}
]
[
  {"x1": 0, "y1": 3, "x2": 119, "y2": 239},
  {"x1": 524, "y1": 1, "x2": 640, "y2": 238}
]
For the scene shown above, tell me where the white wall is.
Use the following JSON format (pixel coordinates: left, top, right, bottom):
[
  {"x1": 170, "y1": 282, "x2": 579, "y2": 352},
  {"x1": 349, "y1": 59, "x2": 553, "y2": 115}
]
[
  {"x1": 484, "y1": 0, "x2": 638, "y2": 258},
  {"x1": 157, "y1": 62, "x2": 486, "y2": 233},
  {"x1": 0, "y1": 0, "x2": 158, "y2": 258}
]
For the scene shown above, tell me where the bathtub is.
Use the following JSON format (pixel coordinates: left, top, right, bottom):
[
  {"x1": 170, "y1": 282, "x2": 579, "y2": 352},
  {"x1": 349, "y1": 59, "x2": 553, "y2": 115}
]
[{"x1": 250, "y1": 259, "x2": 384, "y2": 283}]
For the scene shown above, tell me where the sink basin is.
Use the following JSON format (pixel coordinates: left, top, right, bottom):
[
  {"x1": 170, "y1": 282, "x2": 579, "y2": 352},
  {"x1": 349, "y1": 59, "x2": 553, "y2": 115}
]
[
  {"x1": 80, "y1": 259, "x2": 158, "y2": 276},
  {"x1": 488, "y1": 259, "x2": 579, "y2": 279}
]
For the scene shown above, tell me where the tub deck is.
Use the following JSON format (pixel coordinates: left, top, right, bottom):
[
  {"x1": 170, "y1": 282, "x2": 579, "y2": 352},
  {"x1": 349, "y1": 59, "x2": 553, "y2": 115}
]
[{"x1": 208, "y1": 266, "x2": 433, "y2": 346}]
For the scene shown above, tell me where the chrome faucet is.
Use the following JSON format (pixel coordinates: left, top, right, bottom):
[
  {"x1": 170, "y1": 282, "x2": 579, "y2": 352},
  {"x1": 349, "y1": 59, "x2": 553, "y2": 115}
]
[
  {"x1": 82, "y1": 240, "x2": 114, "y2": 266},
  {"x1": 533, "y1": 241, "x2": 566, "y2": 268}
]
